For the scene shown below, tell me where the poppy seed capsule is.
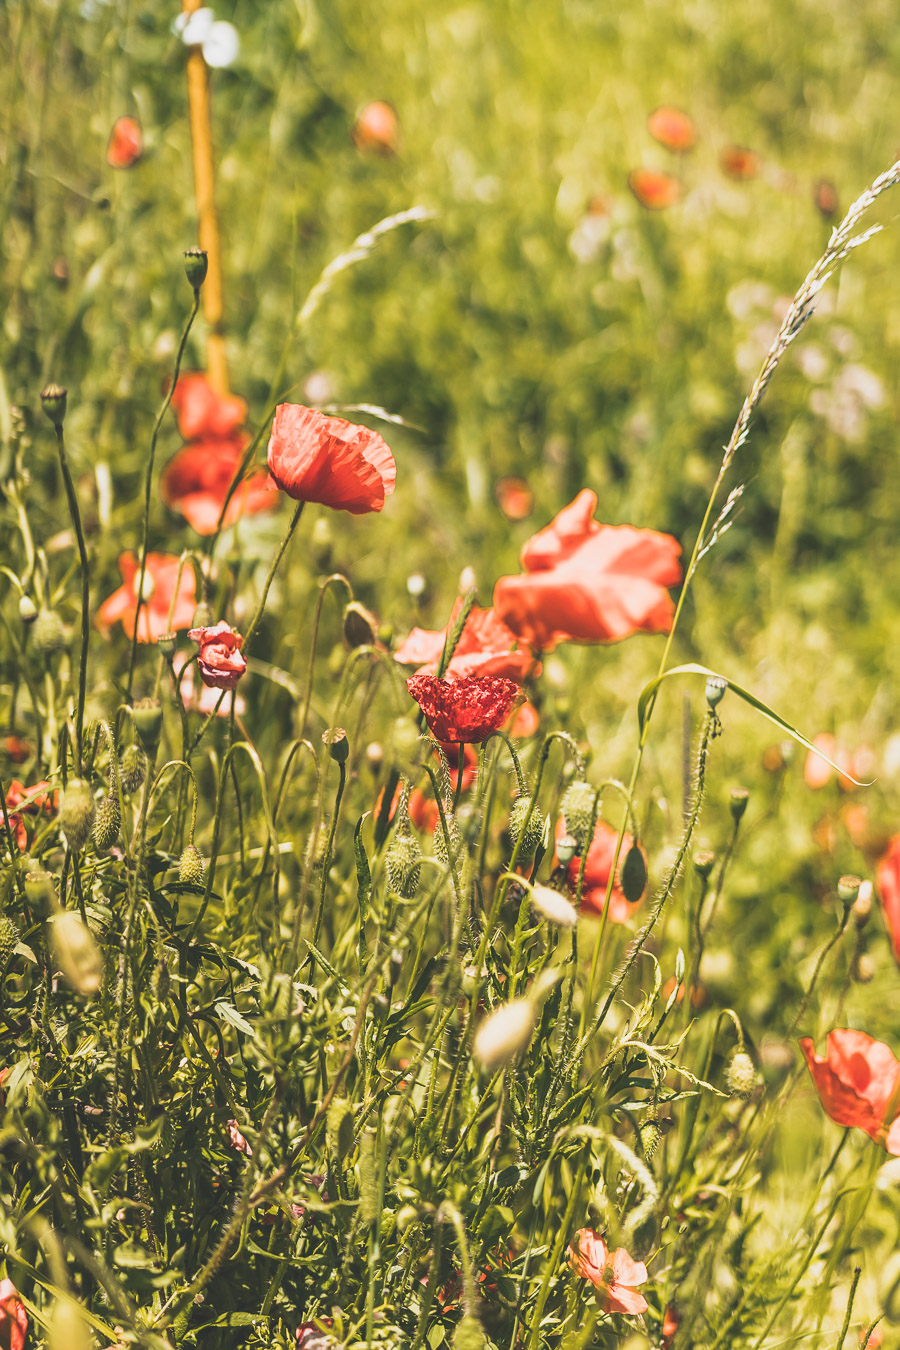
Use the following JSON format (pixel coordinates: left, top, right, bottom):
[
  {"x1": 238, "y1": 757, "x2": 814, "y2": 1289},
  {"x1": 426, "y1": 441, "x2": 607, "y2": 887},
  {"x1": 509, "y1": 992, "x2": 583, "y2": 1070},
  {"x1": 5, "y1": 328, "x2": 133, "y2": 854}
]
[
  {"x1": 40, "y1": 383, "x2": 68, "y2": 428},
  {"x1": 322, "y1": 727, "x2": 349, "y2": 765},
  {"x1": 725, "y1": 1050, "x2": 759, "y2": 1099},
  {"x1": 621, "y1": 843, "x2": 648, "y2": 904},
  {"x1": 156, "y1": 631, "x2": 177, "y2": 658},
  {"x1": 385, "y1": 832, "x2": 421, "y2": 898},
  {"x1": 556, "y1": 832, "x2": 578, "y2": 865},
  {"x1": 24, "y1": 870, "x2": 56, "y2": 916},
  {"x1": 183, "y1": 246, "x2": 208, "y2": 290},
  {"x1": 560, "y1": 780, "x2": 596, "y2": 849},
  {"x1": 693, "y1": 849, "x2": 716, "y2": 880},
  {"x1": 509, "y1": 796, "x2": 543, "y2": 857},
  {"x1": 838, "y1": 874, "x2": 861, "y2": 906},
  {"x1": 729, "y1": 787, "x2": 750, "y2": 823},
  {"x1": 120, "y1": 742, "x2": 147, "y2": 793},
  {"x1": 705, "y1": 676, "x2": 727, "y2": 710},
  {"x1": 18, "y1": 595, "x2": 37, "y2": 625},
  {"x1": 132, "y1": 697, "x2": 162, "y2": 748},
  {"x1": 60, "y1": 779, "x2": 96, "y2": 851},
  {"x1": 33, "y1": 609, "x2": 67, "y2": 656},
  {"x1": 0, "y1": 914, "x2": 17, "y2": 967},
  {"x1": 178, "y1": 845, "x2": 205, "y2": 887},
  {"x1": 191, "y1": 601, "x2": 214, "y2": 630},
  {"x1": 91, "y1": 795, "x2": 121, "y2": 851}
]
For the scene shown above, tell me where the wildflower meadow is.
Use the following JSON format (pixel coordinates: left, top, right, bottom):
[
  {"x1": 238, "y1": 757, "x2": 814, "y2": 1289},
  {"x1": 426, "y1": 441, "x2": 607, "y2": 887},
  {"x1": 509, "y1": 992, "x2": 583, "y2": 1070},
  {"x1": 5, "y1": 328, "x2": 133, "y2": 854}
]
[{"x1": 3, "y1": 2, "x2": 900, "y2": 1348}]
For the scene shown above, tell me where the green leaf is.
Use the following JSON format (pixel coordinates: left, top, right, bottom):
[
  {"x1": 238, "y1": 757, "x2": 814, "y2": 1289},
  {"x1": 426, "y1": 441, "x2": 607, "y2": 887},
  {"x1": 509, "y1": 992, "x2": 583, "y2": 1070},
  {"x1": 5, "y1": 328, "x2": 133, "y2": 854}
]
[
  {"x1": 637, "y1": 662, "x2": 874, "y2": 785},
  {"x1": 214, "y1": 999, "x2": 256, "y2": 1039}
]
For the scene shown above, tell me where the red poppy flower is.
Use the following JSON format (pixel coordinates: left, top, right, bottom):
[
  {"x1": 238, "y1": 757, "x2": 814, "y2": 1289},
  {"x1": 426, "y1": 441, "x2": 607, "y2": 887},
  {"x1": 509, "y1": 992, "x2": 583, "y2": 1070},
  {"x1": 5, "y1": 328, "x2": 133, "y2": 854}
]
[
  {"x1": 495, "y1": 475, "x2": 535, "y2": 521},
  {"x1": 662, "y1": 1304, "x2": 680, "y2": 1348},
  {"x1": 647, "y1": 106, "x2": 696, "y2": 153},
  {"x1": 352, "y1": 101, "x2": 399, "y2": 155},
  {"x1": 106, "y1": 116, "x2": 143, "y2": 168},
  {"x1": 5, "y1": 779, "x2": 57, "y2": 850},
  {"x1": 558, "y1": 816, "x2": 640, "y2": 922},
  {"x1": 267, "y1": 404, "x2": 396, "y2": 515},
  {"x1": 877, "y1": 835, "x2": 900, "y2": 965},
  {"x1": 171, "y1": 373, "x2": 247, "y2": 441},
  {"x1": 0, "y1": 1279, "x2": 28, "y2": 1350},
  {"x1": 188, "y1": 622, "x2": 247, "y2": 691},
  {"x1": 394, "y1": 600, "x2": 537, "y2": 683},
  {"x1": 96, "y1": 552, "x2": 197, "y2": 643},
  {"x1": 3, "y1": 737, "x2": 31, "y2": 764},
  {"x1": 162, "y1": 438, "x2": 274, "y2": 535},
  {"x1": 628, "y1": 168, "x2": 681, "y2": 210},
  {"x1": 814, "y1": 179, "x2": 840, "y2": 219},
  {"x1": 407, "y1": 674, "x2": 520, "y2": 744},
  {"x1": 568, "y1": 1230, "x2": 648, "y2": 1314},
  {"x1": 720, "y1": 145, "x2": 762, "y2": 180},
  {"x1": 799, "y1": 1029, "x2": 900, "y2": 1153},
  {"x1": 493, "y1": 490, "x2": 682, "y2": 651},
  {"x1": 803, "y1": 734, "x2": 871, "y2": 792}
]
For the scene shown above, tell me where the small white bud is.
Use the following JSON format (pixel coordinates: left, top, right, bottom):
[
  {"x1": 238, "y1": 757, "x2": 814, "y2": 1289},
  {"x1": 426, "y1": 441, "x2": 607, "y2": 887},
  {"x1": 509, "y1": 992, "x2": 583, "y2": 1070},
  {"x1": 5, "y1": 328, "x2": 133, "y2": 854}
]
[
  {"x1": 473, "y1": 999, "x2": 536, "y2": 1070},
  {"x1": 530, "y1": 884, "x2": 577, "y2": 928},
  {"x1": 50, "y1": 912, "x2": 103, "y2": 996}
]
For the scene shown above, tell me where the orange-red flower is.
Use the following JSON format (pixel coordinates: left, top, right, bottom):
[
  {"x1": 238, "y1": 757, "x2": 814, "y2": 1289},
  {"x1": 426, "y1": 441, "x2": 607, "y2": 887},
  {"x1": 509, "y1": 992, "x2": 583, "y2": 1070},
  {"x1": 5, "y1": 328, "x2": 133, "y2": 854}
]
[
  {"x1": 803, "y1": 734, "x2": 872, "y2": 792},
  {"x1": 267, "y1": 404, "x2": 396, "y2": 515},
  {"x1": 0, "y1": 1279, "x2": 28, "y2": 1350},
  {"x1": 662, "y1": 1304, "x2": 680, "y2": 1348},
  {"x1": 96, "y1": 553, "x2": 197, "y2": 643},
  {"x1": 352, "y1": 100, "x2": 400, "y2": 154},
  {"x1": 106, "y1": 116, "x2": 143, "y2": 168},
  {"x1": 720, "y1": 145, "x2": 762, "y2": 181},
  {"x1": 558, "y1": 816, "x2": 641, "y2": 922},
  {"x1": 5, "y1": 779, "x2": 57, "y2": 850},
  {"x1": 377, "y1": 742, "x2": 479, "y2": 834},
  {"x1": 647, "y1": 106, "x2": 696, "y2": 153},
  {"x1": 407, "y1": 674, "x2": 520, "y2": 745},
  {"x1": 627, "y1": 168, "x2": 681, "y2": 210},
  {"x1": 877, "y1": 835, "x2": 900, "y2": 965},
  {"x1": 171, "y1": 374, "x2": 247, "y2": 441},
  {"x1": 189, "y1": 622, "x2": 247, "y2": 691},
  {"x1": 495, "y1": 475, "x2": 535, "y2": 521},
  {"x1": 395, "y1": 600, "x2": 536, "y2": 683},
  {"x1": 799, "y1": 1029, "x2": 900, "y2": 1154},
  {"x1": 493, "y1": 490, "x2": 682, "y2": 651},
  {"x1": 568, "y1": 1229, "x2": 648, "y2": 1314}
]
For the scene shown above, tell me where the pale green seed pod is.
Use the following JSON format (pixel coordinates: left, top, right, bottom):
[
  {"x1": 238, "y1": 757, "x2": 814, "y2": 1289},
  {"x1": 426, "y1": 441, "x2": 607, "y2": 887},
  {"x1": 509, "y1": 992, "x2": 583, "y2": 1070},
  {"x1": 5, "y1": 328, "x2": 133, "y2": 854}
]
[
  {"x1": 33, "y1": 609, "x2": 67, "y2": 657},
  {"x1": 120, "y1": 742, "x2": 147, "y2": 793},
  {"x1": 509, "y1": 796, "x2": 543, "y2": 858},
  {"x1": 385, "y1": 831, "x2": 421, "y2": 898},
  {"x1": 178, "y1": 845, "x2": 205, "y2": 887},
  {"x1": 60, "y1": 779, "x2": 96, "y2": 851},
  {"x1": 91, "y1": 795, "x2": 121, "y2": 851},
  {"x1": 726, "y1": 1051, "x2": 759, "y2": 1100},
  {"x1": 560, "y1": 780, "x2": 595, "y2": 850}
]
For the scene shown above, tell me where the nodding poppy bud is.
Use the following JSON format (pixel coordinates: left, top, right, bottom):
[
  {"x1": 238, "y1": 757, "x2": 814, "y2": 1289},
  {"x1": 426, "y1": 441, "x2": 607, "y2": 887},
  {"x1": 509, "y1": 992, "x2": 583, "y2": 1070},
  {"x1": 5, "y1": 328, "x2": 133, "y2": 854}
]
[
  {"x1": 725, "y1": 1050, "x2": 759, "y2": 1099},
  {"x1": 851, "y1": 952, "x2": 875, "y2": 984},
  {"x1": 183, "y1": 246, "x2": 208, "y2": 290},
  {"x1": 322, "y1": 727, "x2": 349, "y2": 765},
  {"x1": 132, "y1": 697, "x2": 162, "y2": 749},
  {"x1": 343, "y1": 601, "x2": 379, "y2": 649},
  {"x1": 364, "y1": 742, "x2": 384, "y2": 775},
  {"x1": 120, "y1": 742, "x2": 147, "y2": 793},
  {"x1": 837, "y1": 874, "x2": 861, "y2": 906},
  {"x1": 60, "y1": 779, "x2": 95, "y2": 851},
  {"x1": 640, "y1": 1118, "x2": 662, "y2": 1159},
  {"x1": 157, "y1": 631, "x2": 177, "y2": 658},
  {"x1": 40, "y1": 383, "x2": 68, "y2": 428},
  {"x1": 433, "y1": 811, "x2": 461, "y2": 865},
  {"x1": 705, "y1": 675, "x2": 727, "y2": 710},
  {"x1": 191, "y1": 602, "x2": 214, "y2": 631},
  {"x1": 453, "y1": 1316, "x2": 487, "y2": 1350},
  {"x1": 693, "y1": 849, "x2": 716, "y2": 880},
  {"x1": 509, "y1": 796, "x2": 543, "y2": 858},
  {"x1": 0, "y1": 914, "x2": 18, "y2": 968},
  {"x1": 50, "y1": 910, "x2": 103, "y2": 996},
  {"x1": 178, "y1": 844, "x2": 205, "y2": 887},
  {"x1": 18, "y1": 595, "x2": 37, "y2": 625},
  {"x1": 556, "y1": 832, "x2": 578, "y2": 865},
  {"x1": 33, "y1": 609, "x2": 67, "y2": 657},
  {"x1": 24, "y1": 870, "x2": 56, "y2": 916},
  {"x1": 852, "y1": 879, "x2": 873, "y2": 928},
  {"x1": 473, "y1": 998, "x2": 536, "y2": 1070},
  {"x1": 91, "y1": 795, "x2": 121, "y2": 851},
  {"x1": 327, "y1": 1097, "x2": 355, "y2": 1160},
  {"x1": 560, "y1": 780, "x2": 595, "y2": 850},
  {"x1": 621, "y1": 843, "x2": 648, "y2": 904},
  {"x1": 529, "y1": 884, "x2": 577, "y2": 928},
  {"x1": 385, "y1": 832, "x2": 421, "y2": 898},
  {"x1": 729, "y1": 787, "x2": 750, "y2": 823}
]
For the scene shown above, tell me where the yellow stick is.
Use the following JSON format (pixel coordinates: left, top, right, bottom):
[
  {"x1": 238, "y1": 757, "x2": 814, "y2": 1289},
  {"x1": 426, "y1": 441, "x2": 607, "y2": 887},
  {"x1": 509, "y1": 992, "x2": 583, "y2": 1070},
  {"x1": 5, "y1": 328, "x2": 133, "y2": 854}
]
[{"x1": 182, "y1": 0, "x2": 229, "y2": 395}]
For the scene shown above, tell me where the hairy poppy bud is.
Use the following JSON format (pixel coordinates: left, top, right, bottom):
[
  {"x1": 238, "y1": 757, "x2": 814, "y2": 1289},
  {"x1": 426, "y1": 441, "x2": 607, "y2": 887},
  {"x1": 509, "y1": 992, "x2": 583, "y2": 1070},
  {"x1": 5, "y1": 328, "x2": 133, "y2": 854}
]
[
  {"x1": 621, "y1": 843, "x2": 648, "y2": 904},
  {"x1": 556, "y1": 832, "x2": 578, "y2": 865},
  {"x1": 640, "y1": 1118, "x2": 662, "y2": 1159},
  {"x1": 24, "y1": 869, "x2": 56, "y2": 916},
  {"x1": 385, "y1": 832, "x2": 421, "y2": 898},
  {"x1": 132, "y1": 697, "x2": 162, "y2": 749},
  {"x1": 327, "y1": 1097, "x2": 355, "y2": 1160},
  {"x1": 851, "y1": 952, "x2": 875, "y2": 984},
  {"x1": 0, "y1": 914, "x2": 18, "y2": 968},
  {"x1": 191, "y1": 601, "x2": 214, "y2": 630},
  {"x1": 50, "y1": 910, "x2": 103, "y2": 996},
  {"x1": 453, "y1": 1316, "x2": 486, "y2": 1350},
  {"x1": 725, "y1": 1050, "x2": 759, "y2": 1099},
  {"x1": 149, "y1": 1108, "x2": 175, "y2": 1159},
  {"x1": 473, "y1": 998, "x2": 536, "y2": 1070},
  {"x1": 693, "y1": 849, "x2": 716, "y2": 880},
  {"x1": 343, "y1": 601, "x2": 379, "y2": 649},
  {"x1": 91, "y1": 795, "x2": 121, "y2": 851},
  {"x1": 705, "y1": 676, "x2": 727, "y2": 710},
  {"x1": 183, "y1": 246, "x2": 208, "y2": 290},
  {"x1": 18, "y1": 595, "x2": 37, "y2": 625},
  {"x1": 560, "y1": 780, "x2": 595, "y2": 850},
  {"x1": 837, "y1": 874, "x2": 861, "y2": 907},
  {"x1": 60, "y1": 779, "x2": 95, "y2": 851},
  {"x1": 178, "y1": 845, "x2": 205, "y2": 887},
  {"x1": 120, "y1": 742, "x2": 147, "y2": 793},
  {"x1": 729, "y1": 787, "x2": 750, "y2": 823},
  {"x1": 530, "y1": 884, "x2": 577, "y2": 928},
  {"x1": 509, "y1": 796, "x2": 543, "y2": 858},
  {"x1": 433, "y1": 811, "x2": 461, "y2": 865},
  {"x1": 322, "y1": 727, "x2": 349, "y2": 765},
  {"x1": 40, "y1": 383, "x2": 68, "y2": 428},
  {"x1": 33, "y1": 609, "x2": 66, "y2": 657}
]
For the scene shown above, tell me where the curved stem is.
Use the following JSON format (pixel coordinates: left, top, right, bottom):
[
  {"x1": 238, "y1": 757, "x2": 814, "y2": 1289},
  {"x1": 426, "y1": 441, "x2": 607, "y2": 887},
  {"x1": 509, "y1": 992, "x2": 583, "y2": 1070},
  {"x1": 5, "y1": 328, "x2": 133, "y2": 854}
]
[{"x1": 53, "y1": 423, "x2": 90, "y2": 773}]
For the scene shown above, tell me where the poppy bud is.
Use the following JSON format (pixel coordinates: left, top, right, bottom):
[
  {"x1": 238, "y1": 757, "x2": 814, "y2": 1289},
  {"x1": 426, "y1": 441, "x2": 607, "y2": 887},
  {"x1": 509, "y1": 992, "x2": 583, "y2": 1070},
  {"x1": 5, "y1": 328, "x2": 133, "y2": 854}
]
[
  {"x1": 40, "y1": 383, "x2": 68, "y2": 428},
  {"x1": 18, "y1": 595, "x2": 37, "y2": 625},
  {"x1": 453, "y1": 1316, "x2": 486, "y2": 1350},
  {"x1": 120, "y1": 742, "x2": 147, "y2": 793},
  {"x1": 705, "y1": 676, "x2": 727, "y2": 710},
  {"x1": 91, "y1": 795, "x2": 121, "y2": 851},
  {"x1": 60, "y1": 778, "x2": 95, "y2": 851},
  {"x1": 851, "y1": 952, "x2": 875, "y2": 984},
  {"x1": 322, "y1": 727, "x2": 349, "y2": 765},
  {"x1": 640, "y1": 1118, "x2": 662, "y2": 1159},
  {"x1": 149, "y1": 1108, "x2": 175, "y2": 1159},
  {"x1": 530, "y1": 884, "x2": 577, "y2": 928},
  {"x1": 0, "y1": 914, "x2": 18, "y2": 968},
  {"x1": 725, "y1": 1050, "x2": 759, "y2": 1099},
  {"x1": 693, "y1": 849, "x2": 716, "y2": 880},
  {"x1": 364, "y1": 741, "x2": 384, "y2": 775},
  {"x1": 157, "y1": 631, "x2": 177, "y2": 658},
  {"x1": 50, "y1": 910, "x2": 103, "y2": 996},
  {"x1": 178, "y1": 844, "x2": 205, "y2": 887},
  {"x1": 33, "y1": 609, "x2": 67, "y2": 657},
  {"x1": 852, "y1": 879, "x2": 873, "y2": 929},
  {"x1": 621, "y1": 843, "x2": 648, "y2": 904},
  {"x1": 729, "y1": 786, "x2": 750, "y2": 823},
  {"x1": 837, "y1": 874, "x2": 861, "y2": 906},
  {"x1": 24, "y1": 869, "x2": 56, "y2": 916},
  {"x1": 385, "y1": 832, "x2": 421, "y2": 898},
  {"x1": 473, "y1": 998, "x2": 536, "y2": 1070},
  {"x1": 509, "y1": 796, "x2": 543, "y2": 858},
  {"x1": 343, "y1": 601, "x2": 379, "y2": 649},
  {"x1": 132, "y1": 697, "x2": 162, "y2": 749},
  {"x1": 183, "y1": 246, "x2": 208, "y2": 290},
  {"x1": 327, "y1": 1097, "x2": 355, "y2": 1159},
  {"x1": 556, "y1": 832, "x2": 578, "y2": 865},
  {"x1": 560, "y1": 780, "x2": 595, "y2": 850},
  {"x1": 433, "y1": 812, "x2": 461, "y2": 865}
]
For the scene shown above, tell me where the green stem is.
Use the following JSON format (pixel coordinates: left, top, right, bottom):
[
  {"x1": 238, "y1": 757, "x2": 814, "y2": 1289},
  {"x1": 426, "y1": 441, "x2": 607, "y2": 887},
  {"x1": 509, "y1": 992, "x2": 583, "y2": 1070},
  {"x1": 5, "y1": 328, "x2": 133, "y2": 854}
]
[{"x1": 53, "y1": 422, "x2": 90, "y2": 773}]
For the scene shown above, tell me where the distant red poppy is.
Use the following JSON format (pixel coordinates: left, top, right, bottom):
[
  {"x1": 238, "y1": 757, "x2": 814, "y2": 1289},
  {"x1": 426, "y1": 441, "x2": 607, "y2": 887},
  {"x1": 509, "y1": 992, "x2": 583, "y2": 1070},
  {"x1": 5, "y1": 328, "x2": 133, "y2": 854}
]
[
  {"x1": 107, "y1": 116, "x2": 143, "y2": 168},
  {"x1": 568, "y1": 1230, "x2": 648, "y2": 1314},
  {"x1": 628, "y1": 168, "x2": 681, "y2": 210},
  {"x1": 352, "y1": 101, "x2": 400, "y2": 155},
  {"x1": 5, "y1": 779, "x2": 57, "y2": 850},
  {"x1": 558, "y1": 816, "x2": 640, "y2": 922},
  {"x1": 267, "y1": 404, "x2": 396, "y2": 514},
  {"x1": 877, "y1": 835, "x2": 900, "y2": 965},
  {"x1": 3, "y1": 737, "x2": 31, "y2": 764},
  {"x1": 394, "y1": 600, "x2": 536, "y2": 683},
  {"x1": 647, "y1": 106, "x2": 696, "y2": 153},
  {"x1": 377, "y1": 742, "x2": 479, "y2": 834},
  {"x1": 162, "y1": 438, "x2": 274, "y2": 535},
  {"x1": 96, "y1": 552, "x2": 197, "y2": 643},
  {"x1": 189, "y1": 621, "x2": 247, "y2": 691},
  {"x1": 493, "y1": 489, "x2": 682, "y2": 651},
  {"x1": 814, "y1": 179, "x2": 840, "y2": 219},
  {"x1": 407, "y1": 674, "x2": 520, "y2": 744},
  {"x1": 720, "y1": 145, "x2": 762, "y2": 180},
  {"x1": 800, "y1": 1029, "x2": 900, "y2": 1153},
  {"x1": 171, "y1": 373, "x2": 247, "y2": 441},
  {"x1": 0, "y1": 1278, "x2": 28, "y2": 1350},
  {"x1": 803, "y1": 734, "x2": 871, "y2": 792},
  {"x1": 495, "y1": 476, "x2": 535, "y2": 521},
  {"x1": 662, "y1": 1304, "x2": 680, "y2": 1348}
]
